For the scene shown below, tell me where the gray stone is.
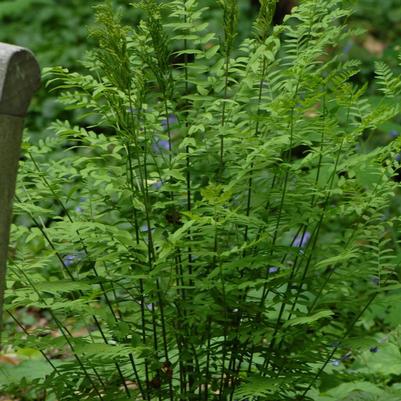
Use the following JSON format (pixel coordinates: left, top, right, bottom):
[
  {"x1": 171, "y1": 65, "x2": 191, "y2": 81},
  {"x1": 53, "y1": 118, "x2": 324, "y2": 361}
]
[{"x1": 0, "y1": 43, "x2": 40, "y2": 330}]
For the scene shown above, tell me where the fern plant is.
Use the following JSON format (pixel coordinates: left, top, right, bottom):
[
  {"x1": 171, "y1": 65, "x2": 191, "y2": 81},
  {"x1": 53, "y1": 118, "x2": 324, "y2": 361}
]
[{"x1": 4, "y1": 0, "x2": 401, "y2": 400}]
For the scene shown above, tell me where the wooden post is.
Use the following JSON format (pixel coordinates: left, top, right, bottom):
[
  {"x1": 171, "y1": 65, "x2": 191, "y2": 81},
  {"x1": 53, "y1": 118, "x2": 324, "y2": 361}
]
[{"x1": 0, "y1": 43, "x2": 40, "y2": 330}]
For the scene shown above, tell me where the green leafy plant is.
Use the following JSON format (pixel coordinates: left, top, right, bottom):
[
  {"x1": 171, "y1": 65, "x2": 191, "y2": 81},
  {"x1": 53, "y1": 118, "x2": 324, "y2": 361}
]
[{"x1": 4, "y1": 0, "x2": 401, "y2": 400}]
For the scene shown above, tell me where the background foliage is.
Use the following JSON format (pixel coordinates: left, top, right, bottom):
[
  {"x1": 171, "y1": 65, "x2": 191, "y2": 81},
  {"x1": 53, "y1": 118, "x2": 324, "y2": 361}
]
[{"x1": 2, "y1": 0, "x2": 401, "y2": 400}]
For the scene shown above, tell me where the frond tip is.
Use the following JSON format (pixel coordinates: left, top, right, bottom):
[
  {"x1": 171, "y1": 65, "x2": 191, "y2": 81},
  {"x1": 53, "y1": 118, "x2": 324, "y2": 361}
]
[
  {"x1": 375, "y1": 61, "x2": 401, "y2": 97},
  {"x1": 253, "y1": 0, "x2": 278, "y2": 42},
  {"x1": 219, "y1": 0, "x2": 239, "y2": 55}
]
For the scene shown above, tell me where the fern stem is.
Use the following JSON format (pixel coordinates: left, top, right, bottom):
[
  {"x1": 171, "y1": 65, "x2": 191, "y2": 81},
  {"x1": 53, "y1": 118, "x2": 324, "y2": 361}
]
[
  {"x1": 14, "y1": 196, "x2": 135, "y2": 398},
  {"x1": 203, "y1": 317, "x2": 212, "y2": 401},
  {"x1": 138, "y1": 112, "x2": 174, "y2": 400},
  {"x1": 7, "y1": 311, "x2": 72, "y2": 398},
  {"x1": 262, "y1": 94, "x2": 329, "y2": 372},
  {"x1": 27, "y1": 159, "x2": 120, "y2": 321},
  {"x1": 255, "y1": 2, "x2": 321, "y2": 380},
  {"x1": 300, "y1": 270, "x2": 392, "y2": 399},
  {"x1": 126, "y1": 140, "x2": 152, "y2": 400},
  {"x1": 12, "y1": 266, "x2": 106, "y2": 400},
  {"x1": 181, "y1": 3, "x2": 196, "y2": 395},
  {"x1": 218, "y1": 53, "x2": 231, "y2": 182}
]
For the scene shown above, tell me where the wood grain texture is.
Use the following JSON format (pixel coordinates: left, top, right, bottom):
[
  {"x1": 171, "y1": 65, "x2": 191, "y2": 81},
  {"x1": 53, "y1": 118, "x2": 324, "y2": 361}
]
[{"x1": 0, "y1": 43, "x2": 40, "y2": 333}]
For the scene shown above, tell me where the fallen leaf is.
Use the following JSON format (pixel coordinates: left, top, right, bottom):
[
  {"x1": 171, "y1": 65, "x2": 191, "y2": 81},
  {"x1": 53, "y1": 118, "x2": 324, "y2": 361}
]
[{"x1": 0, "y1": 353, "x2": 20, "y2": 365}]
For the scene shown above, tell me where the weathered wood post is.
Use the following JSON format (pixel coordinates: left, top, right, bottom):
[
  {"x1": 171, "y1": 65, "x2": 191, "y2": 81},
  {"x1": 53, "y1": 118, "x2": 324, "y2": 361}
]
[{"x1": 0, "y1": 44, "x2": 40, "y2": 331}]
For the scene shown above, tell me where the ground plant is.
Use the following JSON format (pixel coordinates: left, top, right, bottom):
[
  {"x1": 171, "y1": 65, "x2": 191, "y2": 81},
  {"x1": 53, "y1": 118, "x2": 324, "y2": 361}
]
[{"x1": 3, "y1": 0, "x2": 401, "y2": 400}]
